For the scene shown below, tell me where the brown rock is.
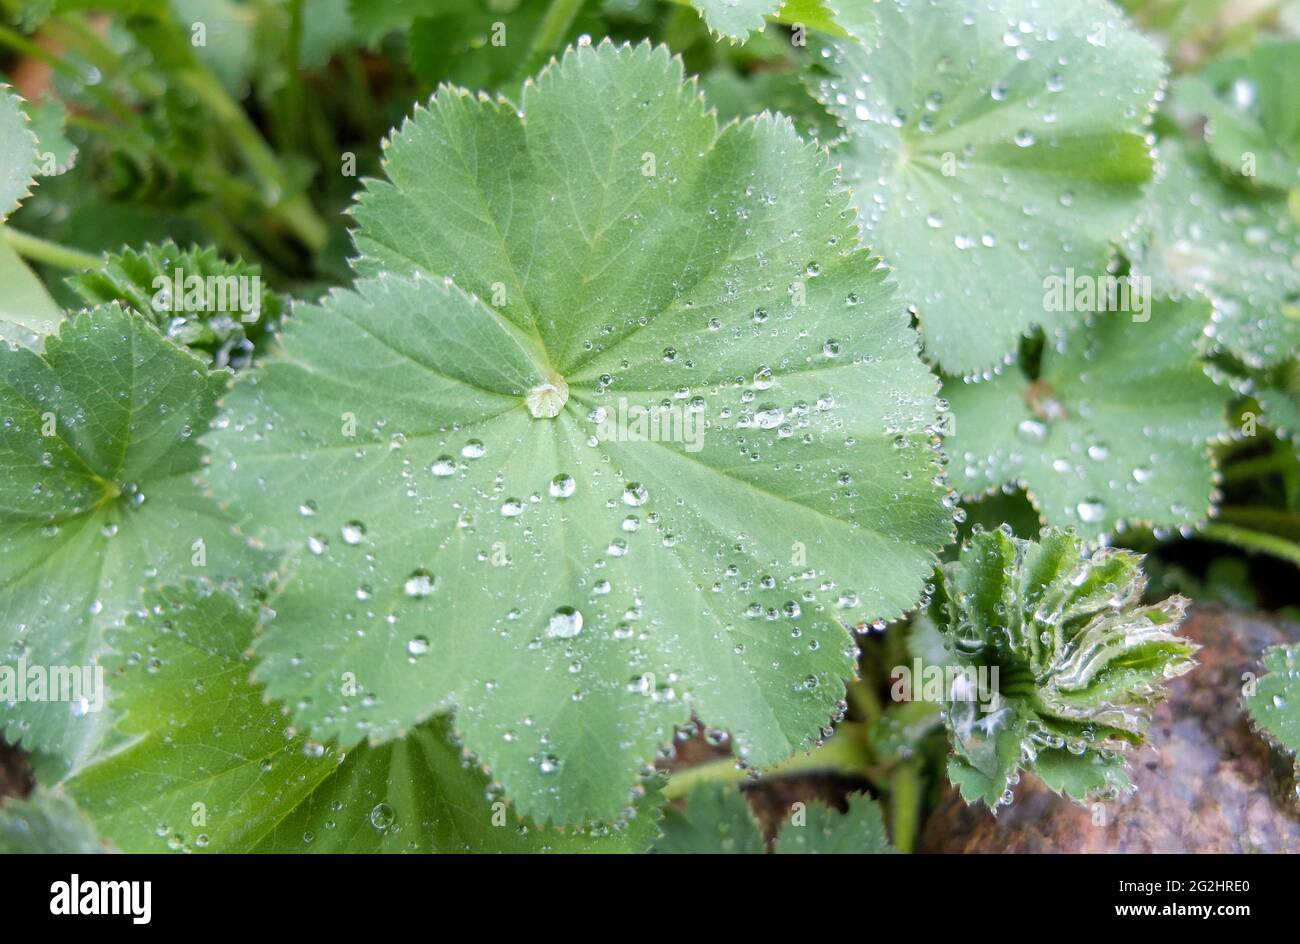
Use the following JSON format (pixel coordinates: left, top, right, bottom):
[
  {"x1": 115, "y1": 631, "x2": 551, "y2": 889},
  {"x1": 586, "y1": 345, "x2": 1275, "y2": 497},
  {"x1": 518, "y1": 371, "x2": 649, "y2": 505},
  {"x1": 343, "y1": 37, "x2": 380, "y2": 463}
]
[{"x1": 920, "y1": 606, "x2": 1300, "y2": 853}]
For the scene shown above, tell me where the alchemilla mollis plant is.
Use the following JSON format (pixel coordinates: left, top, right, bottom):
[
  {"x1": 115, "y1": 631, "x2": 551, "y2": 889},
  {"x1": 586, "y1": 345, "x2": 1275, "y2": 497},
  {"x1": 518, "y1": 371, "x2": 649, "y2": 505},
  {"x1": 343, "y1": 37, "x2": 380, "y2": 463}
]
[{"x1": 1, "y1": 0, "x2": 1298, "y2": 856}]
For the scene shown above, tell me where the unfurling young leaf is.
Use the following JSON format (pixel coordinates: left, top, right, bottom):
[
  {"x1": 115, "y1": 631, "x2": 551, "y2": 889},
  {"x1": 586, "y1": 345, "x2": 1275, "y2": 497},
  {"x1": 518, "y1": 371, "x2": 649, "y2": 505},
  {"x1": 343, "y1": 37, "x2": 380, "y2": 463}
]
[
  {"x1": 67, "y1": 241, "x2": 284, "y2": 370},
  {"x1": 814, "y1": 0, "x2": 1163, "y2": 375},
  {"x1": 927, "y1": 527, "x2": 1197, "y2": 808},
  {"x1": 62, "y1": 583, "x2": 660, "y2": 852},
  {"x1": 1126, "y1": 138, "x2": 1300, "y2": 368},
  {"x1": 652, "y1": 782, "x2": 894, "y2": 853},
  {"x1": 943, "y1": 296, "x2": 1234, "y2": 539},
  {"x1": 209, "y1": 40, "x2": 953, "y2": 825},
  {"x1": 0, "y1": 306, "x2": 265, "y2": 766}
]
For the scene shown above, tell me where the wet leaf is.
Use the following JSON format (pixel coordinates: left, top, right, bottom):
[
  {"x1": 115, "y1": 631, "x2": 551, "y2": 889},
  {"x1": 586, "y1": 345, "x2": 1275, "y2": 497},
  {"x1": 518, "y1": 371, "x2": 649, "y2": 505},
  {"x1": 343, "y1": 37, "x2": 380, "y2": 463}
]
[
  {"x1": 1244, "y1": 642, "x2": 1300, "y2": 774},
  {"x1": 943, "y1": 296, "x2": 1232, "y2": 538},
  {"x1": 814, "y1": 0, "x2": 1163, "y2": 375},
  {"x1": 211, "y1": 41, "x2": 952, "y2": 824},
  {"x1": 63, "y1": 584, "x2": 657, "y2": 852},
  {"x1": 0, "y1": 306, "x2": 264, "y2": 764},
  {"x1": 1175, "y1": 40, "x2": 1300, "y2": 192},
  {"x1": 1127, "y1": 137, "x2": 1300, "y2": 368},
  {"x1": 66, "y1": 241, "x2": 284, "y2": 369},
  {"x1": 928, "y1": 527, "x2": 1197, "y2": 807},
  {"x1": 0, "y1": 84, "x2": 38, "y2": 221},
  {"x1": 685, "y1": 0, "x2": 879, "y2": 43}
]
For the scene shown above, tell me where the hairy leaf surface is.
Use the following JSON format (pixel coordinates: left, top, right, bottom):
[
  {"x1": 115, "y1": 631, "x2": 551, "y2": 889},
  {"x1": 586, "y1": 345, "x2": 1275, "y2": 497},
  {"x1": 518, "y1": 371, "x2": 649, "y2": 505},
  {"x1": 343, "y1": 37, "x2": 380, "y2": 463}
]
[
  {"x1": 815, "y1": 0, "x2": 1163, "y2": 375},
  {"x1": 212, "y1": 42, "x2": 952, "y2": 823}
]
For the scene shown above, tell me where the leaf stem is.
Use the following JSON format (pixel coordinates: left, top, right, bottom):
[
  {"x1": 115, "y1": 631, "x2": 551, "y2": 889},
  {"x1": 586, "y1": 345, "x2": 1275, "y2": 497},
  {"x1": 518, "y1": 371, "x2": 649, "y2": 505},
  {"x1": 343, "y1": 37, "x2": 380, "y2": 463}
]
[
  {"x1": 662, "y1": 722, "x2": 871, "y2": 800},
  {"x1": 1223, "y1": 452, "x2": 1296, "y2": 482},
  {"x1": 4, "y1": 228, "x2": 100, "y2": 270},
  {"x1": 1199, "y1": 523, "x2": 1300, "y2": 569},
  {"x1": 519, "y1": 0, "x2": 585, "y2": 78},
  {"x1": 175, "y1": 69, "x2": 329, "y2": 252}
]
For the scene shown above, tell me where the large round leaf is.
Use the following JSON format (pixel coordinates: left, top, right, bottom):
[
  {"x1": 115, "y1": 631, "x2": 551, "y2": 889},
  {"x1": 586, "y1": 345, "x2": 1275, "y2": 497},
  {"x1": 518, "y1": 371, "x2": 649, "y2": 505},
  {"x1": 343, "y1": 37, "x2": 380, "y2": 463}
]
[
  {"x1": 814, "y1": 0, "x2": 1163, "y2": 375},
  {"x1": 210, "y1": 41, "x2": 952, "y2": 823}
]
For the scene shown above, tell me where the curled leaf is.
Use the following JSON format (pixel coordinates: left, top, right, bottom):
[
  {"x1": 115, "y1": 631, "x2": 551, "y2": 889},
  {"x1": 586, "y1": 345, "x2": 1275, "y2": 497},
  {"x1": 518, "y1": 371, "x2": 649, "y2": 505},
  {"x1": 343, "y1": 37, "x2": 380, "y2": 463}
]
[{"x1": 927, "y1": 526, "x2": 1197, "y2": 808}]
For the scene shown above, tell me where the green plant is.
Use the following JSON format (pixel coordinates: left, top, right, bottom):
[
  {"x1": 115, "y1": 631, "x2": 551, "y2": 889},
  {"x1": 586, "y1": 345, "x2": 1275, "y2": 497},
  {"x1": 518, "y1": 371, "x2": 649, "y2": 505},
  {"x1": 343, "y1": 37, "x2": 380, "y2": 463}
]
[{"x1": 1, "y1": 0, "x2": 1297, "y2": 856}]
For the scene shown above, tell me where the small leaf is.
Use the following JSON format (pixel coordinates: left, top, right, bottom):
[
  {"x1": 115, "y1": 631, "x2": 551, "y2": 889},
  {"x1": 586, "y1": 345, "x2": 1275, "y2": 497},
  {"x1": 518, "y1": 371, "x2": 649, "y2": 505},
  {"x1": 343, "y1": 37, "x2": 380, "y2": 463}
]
[
  {"x1": 684, "y1": 0, "x2": 879, "y2": 44},
  {"x1": 1126, "y1": 138, "x2": 1300, "y2": 368},
  {"x1": 929, "y1": 527, "x2": 1197, "y2": 808},
  {"x1": 814, "y1": 0, "x2": 1163, "y2": 375},
  {"x1": 23, "y1": 98, "x2": 77, "y2": 177},
  {"x1": 1244, "y1": 642, "x2": 1300, "y2": 774},
  {"x1": 1175, "y1": 40, "x2": 1300, "y2": 192},
  {"x1": 64, "y1": 583, "x2": 656, "y2": 853},
  {"x1": 66, "y1": 241, "x2": 283, "y2": 369},
  {"x1": 213, "y1": 41, "x2": 952, "y2": 825},
  {"x1": 0, "y1": 305, "x2": 264, "y2": 763},
  {"x1": 943, "y1": 296, "x2": 1232, "y2": 538},
  {"x1": 0, "y1": 788, "x2": 111, "y2": 854},
  {"x1": 0, "y1": 84, "x2": 39, "y2": 221},
  {"x1": 652, "y1": 783, "x2": 766, "y2": 853},
  {"x1": 772, "y1": 793, "x2": 894, "y2": 853},
  {"x1": 652, "y1": 782, "x2": 895, "y2": 853}
]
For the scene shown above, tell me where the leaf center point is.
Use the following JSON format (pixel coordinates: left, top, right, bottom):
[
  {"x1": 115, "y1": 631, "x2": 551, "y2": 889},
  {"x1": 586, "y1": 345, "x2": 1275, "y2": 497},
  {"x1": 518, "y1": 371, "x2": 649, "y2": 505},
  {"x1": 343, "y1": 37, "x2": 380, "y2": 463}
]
[{"x1": 525, "y1": 373, "x2": 569, "y2": 419}]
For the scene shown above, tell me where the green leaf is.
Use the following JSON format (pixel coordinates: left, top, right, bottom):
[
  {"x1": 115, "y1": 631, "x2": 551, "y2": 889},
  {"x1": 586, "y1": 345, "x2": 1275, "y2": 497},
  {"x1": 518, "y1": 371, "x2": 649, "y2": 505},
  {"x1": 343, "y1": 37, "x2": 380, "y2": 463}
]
[
  {"x1": 1175, "y1": 41, "x2": 1300, "y2": 192},
  {"x1": 66, "y1": 241, "x2": 283, "y2": 369},
  {"x1": 1, "y1": 85, "x2": 39, "y2": 221},
  {"x1": 772, "y1": 792, "x2": 894, "y2": 853},
  {"x1": 1244, "y1": 643, "x2": 1300, "y2": 771},
  {"x1": 943, "y1": 296, "x2": 1232, "y2": 538},
  {"x1": 211, "y1": 41, "x2": 952, "y2": 824},
  {"x1": 0, "y1": 788, "x2": 111, "y2": 854},
  {"x1": 929, "y1": 527, "x2": 1197, "y2": 808},
  {"x1": 651, "y1": 782, "x2": 767, "y2": 853},
  {"x1": 0, "y1": 236, "x2": 62, "y2": 348},
  {"x1": 64, "y1": 583, "x2": 657, "y2": 852},
  {"x1": 680, "y1": 0, "x2": 879, "y2": 43},
  {"x1": 652, "y1": 782, "x2": 894, "y2": 852},
  {"x1": 0, "y1": 305, "x2": 264, "y2": 764},
  {"x1": 814, "y1": 0, "x2": 1163, "y2": 375},
  {"x1": 23, "y1": 98, "x2": 77, "y2": 177},
  {"x1": 1126, "y1": 138, "x2": 1300, "y2": 368}
]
